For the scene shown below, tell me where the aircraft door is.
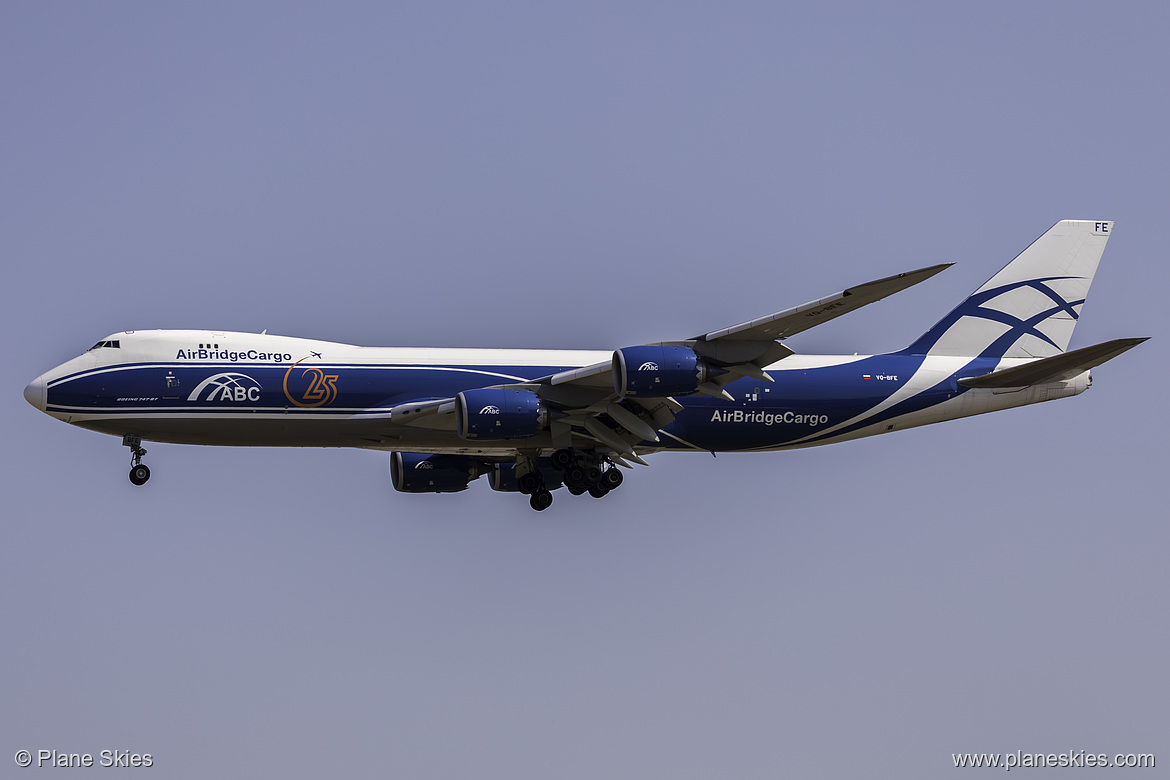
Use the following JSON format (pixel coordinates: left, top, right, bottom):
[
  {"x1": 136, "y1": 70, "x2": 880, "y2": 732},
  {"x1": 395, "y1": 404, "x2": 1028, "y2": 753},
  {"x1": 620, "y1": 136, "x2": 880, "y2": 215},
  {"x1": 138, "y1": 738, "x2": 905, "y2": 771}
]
[{"x1": 163, "y1": 370, "x2": 181, "y2": 400}]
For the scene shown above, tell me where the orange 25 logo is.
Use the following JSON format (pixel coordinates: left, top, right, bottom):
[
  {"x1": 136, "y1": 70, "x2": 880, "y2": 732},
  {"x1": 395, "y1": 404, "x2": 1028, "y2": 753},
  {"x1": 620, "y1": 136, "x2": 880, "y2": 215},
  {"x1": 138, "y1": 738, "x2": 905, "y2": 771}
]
[{"x1": 283, "y1": 359, "x2": 339, "y2": 408}]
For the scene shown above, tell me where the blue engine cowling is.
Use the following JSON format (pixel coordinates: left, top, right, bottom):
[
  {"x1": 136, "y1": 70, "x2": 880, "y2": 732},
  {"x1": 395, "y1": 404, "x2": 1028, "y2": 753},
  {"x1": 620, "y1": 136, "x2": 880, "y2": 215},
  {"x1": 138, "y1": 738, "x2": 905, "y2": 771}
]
[
  {"x1": 390, "y1": 452, "x2": 481, "y2": 493},
  {"x1": 613, "y1": 345, "x2": 707, "y2": 397},
  {"x1": 456, "y1": 388, "x2": 546, "y2": 440}
]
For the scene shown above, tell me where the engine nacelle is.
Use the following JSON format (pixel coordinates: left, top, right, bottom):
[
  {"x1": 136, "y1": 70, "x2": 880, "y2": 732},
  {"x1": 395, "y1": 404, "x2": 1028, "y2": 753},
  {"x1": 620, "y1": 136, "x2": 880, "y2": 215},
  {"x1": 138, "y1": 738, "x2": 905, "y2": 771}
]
[
  {"x1": 613, "y1": 345, "x2": 707, "y2": 398},
  {"x1": 390, "y1": 452, "x2": 481, "y2": 493},
  {"x1": 456, "y1": 388, "x2": 546, "y2": 440}
]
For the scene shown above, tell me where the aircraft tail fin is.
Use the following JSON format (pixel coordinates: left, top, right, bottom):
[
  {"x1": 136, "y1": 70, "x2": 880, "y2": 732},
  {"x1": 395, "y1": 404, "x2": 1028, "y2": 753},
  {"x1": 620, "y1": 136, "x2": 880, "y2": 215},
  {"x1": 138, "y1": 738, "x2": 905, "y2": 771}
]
[{"x1": 902, "y1": 220, "x2": 1114, "y2": 358}]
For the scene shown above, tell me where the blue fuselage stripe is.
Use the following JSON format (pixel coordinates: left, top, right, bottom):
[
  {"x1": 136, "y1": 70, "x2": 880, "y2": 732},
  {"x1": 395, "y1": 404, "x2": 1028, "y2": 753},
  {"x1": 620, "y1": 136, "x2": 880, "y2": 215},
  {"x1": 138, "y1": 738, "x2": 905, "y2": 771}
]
[{"x1": 44, "y1": 355, "x2": 1002, "y2": 450}]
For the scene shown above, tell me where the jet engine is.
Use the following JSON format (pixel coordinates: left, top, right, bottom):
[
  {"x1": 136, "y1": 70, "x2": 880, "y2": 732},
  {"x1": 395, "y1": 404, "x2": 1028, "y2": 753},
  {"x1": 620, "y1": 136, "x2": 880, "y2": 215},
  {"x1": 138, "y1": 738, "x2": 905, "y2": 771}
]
[
  {"x1": 613, "y1": 345, "x2": 708, "y2": 397},
  {"x1": 390, "y1": 452, "x2": 482, "y2": 493},
  {"x1": 455, "y1": 388, "x2": 546, "y2": 440}
]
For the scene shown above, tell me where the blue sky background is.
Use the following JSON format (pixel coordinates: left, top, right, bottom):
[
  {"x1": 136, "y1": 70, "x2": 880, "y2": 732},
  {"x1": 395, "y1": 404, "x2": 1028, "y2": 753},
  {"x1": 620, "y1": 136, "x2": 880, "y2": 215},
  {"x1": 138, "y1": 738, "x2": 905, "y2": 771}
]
[{"x1": 2, "y1": 3, "x2": 1165, "y2": 777}]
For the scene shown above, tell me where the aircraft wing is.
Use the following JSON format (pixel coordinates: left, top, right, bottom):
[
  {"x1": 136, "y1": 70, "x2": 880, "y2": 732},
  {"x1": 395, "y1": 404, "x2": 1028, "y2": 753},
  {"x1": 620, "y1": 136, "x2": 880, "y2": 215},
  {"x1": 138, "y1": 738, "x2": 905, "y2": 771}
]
[
  {"x1": 389, "y1": 264, "x2": 951, "y2": 460},
  {"x1": 533, "y1": 262, "x2": 952, "y2": 397},
  {"x1": 697, "y1": 264, "x2": 952, "y2": 342}
]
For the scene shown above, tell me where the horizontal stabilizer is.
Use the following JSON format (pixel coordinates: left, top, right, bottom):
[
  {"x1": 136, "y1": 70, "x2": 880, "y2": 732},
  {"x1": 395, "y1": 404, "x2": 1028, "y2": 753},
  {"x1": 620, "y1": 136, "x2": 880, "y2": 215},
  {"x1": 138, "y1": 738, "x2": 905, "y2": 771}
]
[{"x1": 958, "y1": 337, "x2": 1148, "y2": 388}]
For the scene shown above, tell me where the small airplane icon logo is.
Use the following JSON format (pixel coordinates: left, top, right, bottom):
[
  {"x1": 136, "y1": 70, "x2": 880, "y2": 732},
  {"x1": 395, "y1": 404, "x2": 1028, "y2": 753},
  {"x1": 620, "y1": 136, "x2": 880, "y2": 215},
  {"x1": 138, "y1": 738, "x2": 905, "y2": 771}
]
[{"x1": 310, "y1": 351, "x2": 322, "y2": 359}]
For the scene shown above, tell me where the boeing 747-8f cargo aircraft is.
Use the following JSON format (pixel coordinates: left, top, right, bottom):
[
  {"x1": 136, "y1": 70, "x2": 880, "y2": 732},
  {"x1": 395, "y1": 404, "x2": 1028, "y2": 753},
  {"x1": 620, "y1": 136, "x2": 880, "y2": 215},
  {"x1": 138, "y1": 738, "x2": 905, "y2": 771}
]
[{"x1": 24, "y1": 220, "x2": 1146, "y2": 510}]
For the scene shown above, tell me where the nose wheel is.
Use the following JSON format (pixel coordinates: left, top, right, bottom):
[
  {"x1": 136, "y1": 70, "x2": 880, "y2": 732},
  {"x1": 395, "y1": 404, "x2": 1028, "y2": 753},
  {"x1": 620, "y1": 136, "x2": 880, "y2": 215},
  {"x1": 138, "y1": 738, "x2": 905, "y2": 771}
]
[{"x1": 123, "y1": 435, "x2": 150, "y2": 486}]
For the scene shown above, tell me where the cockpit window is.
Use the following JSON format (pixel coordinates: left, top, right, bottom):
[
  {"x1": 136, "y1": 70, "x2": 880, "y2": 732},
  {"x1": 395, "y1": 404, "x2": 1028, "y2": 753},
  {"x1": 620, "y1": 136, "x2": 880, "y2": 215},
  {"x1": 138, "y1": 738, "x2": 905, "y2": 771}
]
[{"x1": 87, "y1": 340, "x2": 121, "y2": 351}]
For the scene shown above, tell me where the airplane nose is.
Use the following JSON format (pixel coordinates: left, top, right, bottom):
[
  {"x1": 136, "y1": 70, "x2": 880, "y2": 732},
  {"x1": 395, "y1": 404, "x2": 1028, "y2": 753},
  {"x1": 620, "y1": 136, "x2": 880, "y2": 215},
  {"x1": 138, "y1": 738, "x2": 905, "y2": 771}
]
[{"x1": 24, "y1": 374, "x2": 46, "y2": 411}]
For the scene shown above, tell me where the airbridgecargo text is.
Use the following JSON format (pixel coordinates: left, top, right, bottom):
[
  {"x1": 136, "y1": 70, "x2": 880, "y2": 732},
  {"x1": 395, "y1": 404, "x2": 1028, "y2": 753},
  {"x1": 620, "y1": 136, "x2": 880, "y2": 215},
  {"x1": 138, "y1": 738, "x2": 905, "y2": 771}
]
[
  {"x1": 710, "y1": 410, "x2": 829, "y2": 426},
  {"x1": 175, "y1": 349, "x2": 292, "y2": 363}
]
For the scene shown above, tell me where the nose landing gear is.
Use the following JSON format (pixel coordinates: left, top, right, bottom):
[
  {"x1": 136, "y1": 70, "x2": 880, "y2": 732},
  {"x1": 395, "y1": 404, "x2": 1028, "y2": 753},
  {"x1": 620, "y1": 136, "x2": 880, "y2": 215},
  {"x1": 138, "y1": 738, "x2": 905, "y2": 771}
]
[{"x1": 124, "y1": 435, "x2": 150, "y2": 486}]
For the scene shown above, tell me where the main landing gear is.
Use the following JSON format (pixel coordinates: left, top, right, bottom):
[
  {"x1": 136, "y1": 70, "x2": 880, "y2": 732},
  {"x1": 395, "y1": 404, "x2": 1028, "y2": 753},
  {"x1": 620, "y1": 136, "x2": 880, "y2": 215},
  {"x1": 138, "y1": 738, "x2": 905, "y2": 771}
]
[
  {"x1": 124, "y1": 435, "x2": 150, "y2": 486},
  {"x1": 514, "y1": 448, "x2": 627, "y2": 511},
  {"x1": 514, "y1": 468, "x2": 556, "y2": 512},
  {"x1": 555, "y1": 448, "x2": 623, "y2": 500}
]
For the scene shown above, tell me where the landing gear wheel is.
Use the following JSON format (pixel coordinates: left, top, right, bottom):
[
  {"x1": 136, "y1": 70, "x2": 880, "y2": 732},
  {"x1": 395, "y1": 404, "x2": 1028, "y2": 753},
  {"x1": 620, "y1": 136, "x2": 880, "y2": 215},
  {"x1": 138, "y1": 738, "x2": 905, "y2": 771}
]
[
  {"x1": 123, "y1": 435, "x2": 150, "y2": 486},
  {"x1": 601, "y1": 468, "x2": 624, "y2": 490},
  {"x1": 588, "y1": 484, "x2": 609, "y2": 498},
  {"x1": 517, "y1": 471, "x2": 541, "y2": 495},
  {"x1": 567, "y1": 484, "x2": 587, "y2": 496},
  {"x1": 551, "y1": 448, "x2": 574, "y2": 471},
  {"x1": 584, "y1": 465, "x2": 602, "y2": 485},
  {"x1": 567, "y1": 466, "x2": 586, "y2": 485},
  {"x1": 529, "y1": 490, "x2": 553, "y2": 511}
]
